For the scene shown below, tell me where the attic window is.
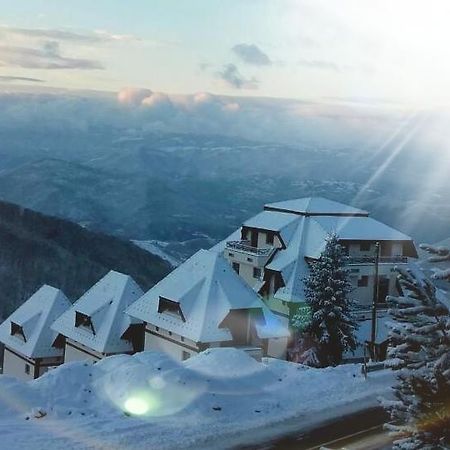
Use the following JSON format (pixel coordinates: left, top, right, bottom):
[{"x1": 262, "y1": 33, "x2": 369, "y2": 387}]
[
  {"x1": 158, "y1": 297, "x2": 186, "y2": 322},
  {"x1": 75, "y1": 311, "x2": 96, "y2": 334},
  {"x1": 11, "y1": 322, "x2": 26, "y2": 342},
  {"x1": 52, "y1": 333, "x2": 65, "y2": 349}
]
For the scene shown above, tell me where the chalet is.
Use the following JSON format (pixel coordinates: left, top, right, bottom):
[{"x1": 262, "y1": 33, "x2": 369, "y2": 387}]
[
  {"x1": 51, "y1": 271, "x2": 144, "y2": 363},
  {"x1": 214, "y1": 197, "x2": 418, "y2": 328},
  {"x1": 0, "y1": 285, "x2": 71, "y2": 380},
  {"x1": 126, "y1": 249, "x2": 290, "y2": 361}
]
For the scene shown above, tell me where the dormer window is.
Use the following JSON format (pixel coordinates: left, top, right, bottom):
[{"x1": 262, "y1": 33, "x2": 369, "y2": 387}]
[
  {"x1": 52, "y1": 333, "x2": 65, "y2": 349},
  {"x1": 11, "y1": 322, "x2": 26, "y2": 342},
  {"x1": 266, "y1": 232, "x2": 275, "y2": 245},
  {"x1": 75, "y1": 311, "x2": 96, "y2": 334},
  {"x1": 158, "y1": 297, "x2": 185, "y2": 322}
]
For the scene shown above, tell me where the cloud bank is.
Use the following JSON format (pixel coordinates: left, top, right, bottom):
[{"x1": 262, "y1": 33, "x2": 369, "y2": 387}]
[
  {"x1": 0, "y1": 75, "x2": 44, "y2": 83},
  {"x1": 232, "y1": 44, "x2": 271, "y2": 66},
  {"x1": 216, "y1": 64, "x2": 259, "y2": 90},
  {"x1": 0, "y1": 41, "x2": 103, "y2": 70},
  {"x1": 0, "y1": 86, "x2": 409, "y2": 152}
]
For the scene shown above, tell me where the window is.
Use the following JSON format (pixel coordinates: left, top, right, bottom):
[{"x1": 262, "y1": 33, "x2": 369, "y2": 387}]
[
  {"x1": 182, "y1": 351, "x2": 191, "y2": 361},
  {"x1": 75, "y1": 312, "x2": 96, "y2": 334},
  {"x1": 228, "y1": 252, "x2": 234, "y2": 258},
  {"x1": 253, "y1": 267, "x2": 262, "y2": 279},
  {"x1": 266, "y1": 232, "x2": 274, "y2": 245},
  {"x1": 360, "y1": 242, "x2": 371, "y2": 252},
  {"x1": 358, "y1": 276, "x2": 369, "y2": 287},
  {"x1": 232, "y1": 262, "x2": 240, "y2": 274},
  {"x1": 25, "y1": 364, "x2": 30, "y2": 375},
  {"x1": 158, "y1": 297, "x2": 186, "y2": 321},
  {"x1": 11, "y1": 322, "x2": 26, "y2": 342},
  {"x1": 181, "y1": 336, "x2": 185, "y2": 342},
  {"x1": 350, "y1": 268, "x2": 360, "y2": 273},
  {"x1": 247, "y1": 257, "x2": 253, "y2": 263}
]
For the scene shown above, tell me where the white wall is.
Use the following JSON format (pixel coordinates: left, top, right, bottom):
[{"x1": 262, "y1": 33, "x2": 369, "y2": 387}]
[
  {"x1": 144, "y1": 330, "x2": 198, "y2": 362},
  {"x1": 3, "y1": 348, "x2": 34, "y2": 381},
  {"x1": 64, "y1": 341, "x2": 101, "y2": 363},
  {"x1": 267, "y1": 337, "x2": 288, "y2": 359}
]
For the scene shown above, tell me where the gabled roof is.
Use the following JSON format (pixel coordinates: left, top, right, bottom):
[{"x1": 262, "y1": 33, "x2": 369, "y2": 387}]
[
  {"x1": 126, "y1": 249, "x2": 289, "y2": 343},
  {"x1": 52, "y1": 271, "x2": 143, "y2": 354},
  {"x1": 0, "y1": 285, "x2": 71, "y2": 359},
  {"x1": 264, "y1": 197, "x2": 368, "y2": 217}
]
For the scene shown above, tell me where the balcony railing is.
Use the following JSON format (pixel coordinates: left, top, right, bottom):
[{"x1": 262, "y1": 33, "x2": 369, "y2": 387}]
[
  {"x1": 226, "y1": 240, "x2": 273, "y2": 256},
  {"x1": 345, "y1": 256, "x2": 408, "y2": 265}
]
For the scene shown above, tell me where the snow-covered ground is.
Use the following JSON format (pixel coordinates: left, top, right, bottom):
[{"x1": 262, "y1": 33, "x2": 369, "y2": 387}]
[
  {"x1": 0, "y1": 348, "x2": 394, "y2": 450},
  {"x1": 132, "y1": 240, "x2": 182, "y2": 266}
]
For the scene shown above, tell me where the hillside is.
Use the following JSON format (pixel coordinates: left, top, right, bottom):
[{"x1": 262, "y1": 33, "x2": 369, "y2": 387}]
[{"x1": 0, "y1": 200, "x2": 172, "y2": 318}]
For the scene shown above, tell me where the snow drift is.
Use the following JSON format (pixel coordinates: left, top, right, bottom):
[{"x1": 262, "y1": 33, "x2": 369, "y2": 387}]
[{"x1": 0, "y1": 348, "x2": 393, "y2": 450}]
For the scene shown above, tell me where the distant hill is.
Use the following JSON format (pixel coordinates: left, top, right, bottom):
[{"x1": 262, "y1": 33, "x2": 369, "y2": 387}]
[{"x1": 0, "y1": 200, "x2": 172, "y2": 318}]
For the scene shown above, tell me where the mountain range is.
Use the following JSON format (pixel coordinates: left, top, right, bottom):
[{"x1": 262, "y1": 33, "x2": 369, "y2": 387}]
[{"x1": 0, "y1": 200, "x2": 171, "y2": 318}]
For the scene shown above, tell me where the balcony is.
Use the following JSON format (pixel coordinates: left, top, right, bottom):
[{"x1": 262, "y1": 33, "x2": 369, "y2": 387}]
[
  {"x1": 345, "y1": 256, "x2": 408, "y2": 265},
  {"x1": 226, "y1": 240, "x2": 274, "y2": 256}
]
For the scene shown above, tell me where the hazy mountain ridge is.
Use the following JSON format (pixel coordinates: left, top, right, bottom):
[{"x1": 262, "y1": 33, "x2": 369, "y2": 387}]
[
  {"x1": 0, "y1": 200, "x2": 171, "y2": 318},
  {"x1": 0, "y1": 124, "x2": 448, "y2": 260}
]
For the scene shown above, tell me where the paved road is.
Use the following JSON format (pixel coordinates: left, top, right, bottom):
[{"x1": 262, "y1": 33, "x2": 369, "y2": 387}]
[{"x1": 237, "y1": 407, "x2": 393, "y2": 450}]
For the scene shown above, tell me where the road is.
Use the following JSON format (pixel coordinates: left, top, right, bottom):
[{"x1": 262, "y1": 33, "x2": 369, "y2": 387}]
[{"x1": 237, "y1": 407, "x2": 393, "y2": 450}]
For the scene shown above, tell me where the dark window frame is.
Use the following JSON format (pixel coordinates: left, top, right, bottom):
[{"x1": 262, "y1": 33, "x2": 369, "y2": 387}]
[
  {"x1": 266, "y1": 232, "x2": 275, "y2": 245},
  {"x1": 253, "y1": 267, "x2": 262, "y2": 279},
  {"x1": 11, "y1": 322, "x2": 27, "y2": 342},
  {"x1": 75, "y1": 311, "x2": 96, "y2": 335},
  {"x1": 358, "y1": 275, "x2": 369, "y2": 287},
  {"x1": 158, "y1": 297, "x2": 186, "y2": 322}
]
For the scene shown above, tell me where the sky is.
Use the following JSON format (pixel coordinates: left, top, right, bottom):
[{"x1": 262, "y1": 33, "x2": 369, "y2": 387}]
[{"x1": 1, "y1": 0, "x2": 449, "y2": 107}]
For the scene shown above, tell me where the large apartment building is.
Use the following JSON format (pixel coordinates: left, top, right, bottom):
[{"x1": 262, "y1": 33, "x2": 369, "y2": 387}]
[{"x1": 214, "y1": 197, "x2": 418, "y2": 328}]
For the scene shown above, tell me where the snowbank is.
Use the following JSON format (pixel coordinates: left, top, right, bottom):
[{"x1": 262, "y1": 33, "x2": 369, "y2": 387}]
[{"x1": 0, "y1": 348, "x2": 393, "y2": 450}]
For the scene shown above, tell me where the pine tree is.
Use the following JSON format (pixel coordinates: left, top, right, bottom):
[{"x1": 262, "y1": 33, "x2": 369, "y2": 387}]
[
  {"x1": 292, "y1": 233, "x2": 357, "y2": 366},
  {"x1": 420, "y1": 243, "x2": 450, "y2": 281},
  {"x1": 385, "y1": 266, "x2": 450, "y2": 449}
]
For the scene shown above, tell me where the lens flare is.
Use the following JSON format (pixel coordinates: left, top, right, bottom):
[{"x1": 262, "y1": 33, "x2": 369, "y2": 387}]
[{"x1": 124, "y1": 396, "x2": 153, "y2": 415}]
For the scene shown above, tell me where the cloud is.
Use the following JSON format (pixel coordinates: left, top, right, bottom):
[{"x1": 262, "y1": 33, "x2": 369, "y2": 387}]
[
  {"x1": 0, "y1": 41, "x2": 103, "y2": 70},
  {"x1": 117, "y1": 87, "x2": 153, "y2": 105},
  {"x1": 216, "y1": 64, "x2": 259, "y2": 89},
  {"x1": 198, "y1": 62, "x2": 211, "y2": 72},
  {"x1": 232, "y1": 43, "x2": 271, "y2": 66},
  {"x1": 298, "y1": 59, "x2": 340, "y2": 72},
  {"x1": 0, "y1": 75, "x2": 44, "y2": 83},
  {"x1": 0, "y1": 26, "x2": 138, "y2": 44}
]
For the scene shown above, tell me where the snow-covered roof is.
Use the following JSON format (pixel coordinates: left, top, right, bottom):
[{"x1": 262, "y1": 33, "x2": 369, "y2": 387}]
[
  {"x1": 52, "y1": 271, "x2": 144, "y2": 354},
  {"x1": 313, "y1": 216, "x2": 412, "y2": 242},
  {"x1": 244, "y1": 211, "x2": 298, "y2": 233},
  {"x1": 0, "y1": 285, "x2": 71, "y2": 359},
  {"x1": 264, "y1": 197, "x2": 368, "y2": 217},
  {"x1": 239, "y1": 199, "x2": 415, "y2": 303},
  {"x1": 126, "y1": 249, "x2": 289, "y2": 343}
]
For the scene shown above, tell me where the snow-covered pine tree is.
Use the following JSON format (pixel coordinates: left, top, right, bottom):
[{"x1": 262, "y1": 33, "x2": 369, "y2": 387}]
[
  {"x1": 385, "y1": 266, "x2": 450, "y2": 449},
  {"x1": 292, "y1": 233, "x2": 357, "y2": 366},
  {"x1": 420, "y1": 243, "x2": 450, "y2": 281}
]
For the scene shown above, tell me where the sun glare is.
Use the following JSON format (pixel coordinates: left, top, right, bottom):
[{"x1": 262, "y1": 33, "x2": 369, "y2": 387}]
[{"x1": 124, "y1": 396, "x2": 154, "y2": 416}]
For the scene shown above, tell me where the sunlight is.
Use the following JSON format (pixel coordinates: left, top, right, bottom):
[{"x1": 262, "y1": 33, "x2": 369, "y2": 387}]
[{"x1": 124, "y1": 395, "x2": 156, "y2": 416}]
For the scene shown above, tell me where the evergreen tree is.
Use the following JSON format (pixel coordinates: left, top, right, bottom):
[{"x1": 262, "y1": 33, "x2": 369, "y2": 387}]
[
  {"x1": 292, "y1": 233, "x2": 357, "y2": 366},
  {"x1": 420, "y1": 243, "x2": 450, "y2": 281},
  {"x1": 385, "y1": 266, "x2": 450, "y2": 449}
]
